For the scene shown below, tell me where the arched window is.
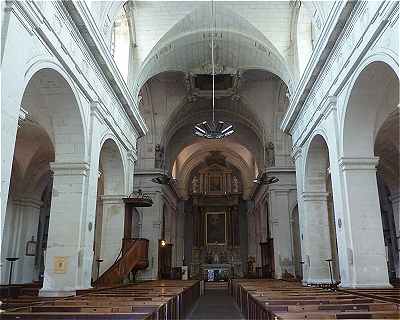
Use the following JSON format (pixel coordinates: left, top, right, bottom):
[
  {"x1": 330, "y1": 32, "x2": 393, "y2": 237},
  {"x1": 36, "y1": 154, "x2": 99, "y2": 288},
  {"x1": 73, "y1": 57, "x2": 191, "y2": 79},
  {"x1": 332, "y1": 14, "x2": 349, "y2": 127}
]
[
  {"x1": 110, "y1": 3, "x2": 135, "y2": 82},
  {"x1": 296, "y1": 3, "x2": 314, "y2": 75}
]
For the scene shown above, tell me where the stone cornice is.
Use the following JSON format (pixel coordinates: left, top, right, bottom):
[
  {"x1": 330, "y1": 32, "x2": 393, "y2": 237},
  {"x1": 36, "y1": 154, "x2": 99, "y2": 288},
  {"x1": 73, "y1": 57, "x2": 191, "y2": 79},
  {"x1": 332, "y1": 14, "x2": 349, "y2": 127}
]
[
  {"x1": 281, "y1": 1, "x2": 355, "y2": 133},
  {"x1": 339, "y1": 157, "x2": 380, "y2": 171},
  {"x1": 61, "y1": 1, "x2": 147, "y2": 138},
  {"x1": 134, "y1": 169, "x2": 164, "y2": 176},
  {"x1": 389, "y1": 192, "x2": 400, "y2": 204},
  {"x1": 282, "y1": 1, "x2": 398, "y2": 137},
  {"x1": 292, "y1": 95, "x2": 337, "y2": 148},
  {"x1": 13, "y1": 197, "x2": 43, "y2": 209},
  {"x1": 18, "y1": 107, "x2": 28, "y2": 128},
  {"x1": 302, "y1": 191, "x2": 329, "y2": 202},
  {"x1": 265, "y1": 166, "x2": 296, "y2": 174},
  {"x1": 9, "y1": 1, "x2": 147, "y2": 144},
  {"x1": 50, "y1": 162, "x2": 90, "y2": 176},
  {"x1": 100, "y1": 194, "x2": 125, "y2": 204}
]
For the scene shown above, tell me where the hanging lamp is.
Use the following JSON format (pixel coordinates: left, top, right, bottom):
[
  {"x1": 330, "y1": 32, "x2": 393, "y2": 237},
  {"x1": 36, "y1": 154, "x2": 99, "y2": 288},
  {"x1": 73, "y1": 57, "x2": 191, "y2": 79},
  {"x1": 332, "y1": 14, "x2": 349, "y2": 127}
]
[{"x1": 193, "y1": 0, "x2": 234, "y2": 139}]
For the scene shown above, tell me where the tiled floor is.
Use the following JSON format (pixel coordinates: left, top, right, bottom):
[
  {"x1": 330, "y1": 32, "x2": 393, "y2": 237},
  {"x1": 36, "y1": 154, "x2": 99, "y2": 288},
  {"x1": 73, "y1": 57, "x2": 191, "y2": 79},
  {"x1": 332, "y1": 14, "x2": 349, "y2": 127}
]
[{"x1": 186, "y1": 288, "x2": 244, "y2": 320}]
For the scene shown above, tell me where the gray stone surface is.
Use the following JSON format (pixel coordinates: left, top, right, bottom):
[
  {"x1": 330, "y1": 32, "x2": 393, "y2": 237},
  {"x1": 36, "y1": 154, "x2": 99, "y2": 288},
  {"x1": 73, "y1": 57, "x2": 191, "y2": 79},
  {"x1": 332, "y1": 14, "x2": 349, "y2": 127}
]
[{"x1": 186, "y1": 289, "x2": 244, "y2": 320}]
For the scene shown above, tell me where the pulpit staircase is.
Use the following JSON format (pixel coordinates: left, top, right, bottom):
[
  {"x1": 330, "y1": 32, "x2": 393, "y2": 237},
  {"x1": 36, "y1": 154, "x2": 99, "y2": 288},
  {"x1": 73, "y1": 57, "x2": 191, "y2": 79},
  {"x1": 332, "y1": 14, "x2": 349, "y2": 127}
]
[{"x1": 94, "y1": 238, "x2": 149, "y2": 287}]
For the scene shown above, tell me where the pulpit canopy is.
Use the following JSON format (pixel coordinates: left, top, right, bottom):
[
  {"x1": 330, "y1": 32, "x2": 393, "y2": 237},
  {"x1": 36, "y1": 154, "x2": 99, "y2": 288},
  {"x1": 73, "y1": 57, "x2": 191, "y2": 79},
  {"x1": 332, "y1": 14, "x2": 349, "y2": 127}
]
[{"x1": 123, "y1": 189, "x2": 153, "y2": 207}]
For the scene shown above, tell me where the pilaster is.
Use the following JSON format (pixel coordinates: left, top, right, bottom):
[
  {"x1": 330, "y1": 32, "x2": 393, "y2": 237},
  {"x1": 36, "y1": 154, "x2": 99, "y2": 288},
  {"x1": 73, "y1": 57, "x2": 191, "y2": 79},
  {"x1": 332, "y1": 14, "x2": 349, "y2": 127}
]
[
  {"x1": 338, "y1": 157, "x2": 391, "y2": 288},
  {"x1": 40, "y1": 161, "x2": 90, "y2": 297}
]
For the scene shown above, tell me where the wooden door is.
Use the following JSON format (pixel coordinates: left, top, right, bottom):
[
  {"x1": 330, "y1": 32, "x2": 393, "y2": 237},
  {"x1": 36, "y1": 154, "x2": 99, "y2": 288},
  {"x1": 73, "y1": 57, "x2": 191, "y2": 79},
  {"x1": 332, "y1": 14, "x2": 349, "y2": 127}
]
[
  {"x1": 260, "y1": 239, "x2": 274, "y2": 278},
  {"x1": 158, "y1": 242, "x2": 173, "y2": 279}
]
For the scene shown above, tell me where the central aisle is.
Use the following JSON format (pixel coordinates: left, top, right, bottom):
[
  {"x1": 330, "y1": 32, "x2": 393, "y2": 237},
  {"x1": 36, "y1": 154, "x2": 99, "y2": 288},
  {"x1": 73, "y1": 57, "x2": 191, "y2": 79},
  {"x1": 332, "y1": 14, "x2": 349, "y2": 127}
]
[{"x1": 186, "y1": 287, "x2": 244, "y2": 319}]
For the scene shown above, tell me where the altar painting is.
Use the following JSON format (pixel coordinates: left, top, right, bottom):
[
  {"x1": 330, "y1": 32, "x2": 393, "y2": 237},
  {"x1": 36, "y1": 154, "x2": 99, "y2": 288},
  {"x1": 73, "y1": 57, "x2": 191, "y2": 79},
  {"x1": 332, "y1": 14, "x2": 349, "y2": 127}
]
[{"x1": 206, "y1": 212, "x2": 226, "y2": 245}]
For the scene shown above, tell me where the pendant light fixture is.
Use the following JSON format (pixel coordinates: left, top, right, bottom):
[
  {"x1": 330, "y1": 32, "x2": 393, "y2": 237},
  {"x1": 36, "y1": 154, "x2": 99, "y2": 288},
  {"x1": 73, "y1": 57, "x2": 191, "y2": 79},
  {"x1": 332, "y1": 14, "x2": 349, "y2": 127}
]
[{"x1": 193, "y1": 0, "x2": 234, "y2": 139}]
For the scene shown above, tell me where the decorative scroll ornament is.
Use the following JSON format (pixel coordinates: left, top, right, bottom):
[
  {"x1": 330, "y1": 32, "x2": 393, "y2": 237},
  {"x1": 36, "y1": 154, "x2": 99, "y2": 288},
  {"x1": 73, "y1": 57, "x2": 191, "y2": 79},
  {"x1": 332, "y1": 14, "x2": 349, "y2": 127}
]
[
  {"x1": 253, "y1": 172, "x2": 279, "y2": 185},
  {"x1": 123, "y1": 189, "x2": 153, "y2": 207}
]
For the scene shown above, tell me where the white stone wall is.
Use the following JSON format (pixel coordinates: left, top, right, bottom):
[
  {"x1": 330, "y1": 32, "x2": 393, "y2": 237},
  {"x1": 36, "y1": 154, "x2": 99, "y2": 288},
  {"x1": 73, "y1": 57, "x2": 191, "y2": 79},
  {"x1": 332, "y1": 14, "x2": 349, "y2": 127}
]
[
  {"x1": 1, "y1": 1, "x2": 144, "y2": 295},
  {"x1": 282, "y1": 1, "x2": 399, "y2": 287}
]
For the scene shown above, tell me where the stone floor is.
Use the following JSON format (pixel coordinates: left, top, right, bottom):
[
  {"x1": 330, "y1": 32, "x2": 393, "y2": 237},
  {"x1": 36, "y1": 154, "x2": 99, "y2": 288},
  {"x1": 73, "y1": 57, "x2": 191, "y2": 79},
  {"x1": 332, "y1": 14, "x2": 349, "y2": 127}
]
[{"x1": 186, "y1": 288, "x2": 244, "y2": 319}]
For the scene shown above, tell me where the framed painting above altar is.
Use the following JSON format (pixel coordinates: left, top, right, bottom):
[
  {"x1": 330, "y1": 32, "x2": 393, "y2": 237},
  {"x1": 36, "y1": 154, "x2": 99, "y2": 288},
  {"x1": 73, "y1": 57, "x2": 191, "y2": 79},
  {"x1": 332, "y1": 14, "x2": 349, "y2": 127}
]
[{"x1": 206, "y1": 212, "x2": 226, "y2": 245}]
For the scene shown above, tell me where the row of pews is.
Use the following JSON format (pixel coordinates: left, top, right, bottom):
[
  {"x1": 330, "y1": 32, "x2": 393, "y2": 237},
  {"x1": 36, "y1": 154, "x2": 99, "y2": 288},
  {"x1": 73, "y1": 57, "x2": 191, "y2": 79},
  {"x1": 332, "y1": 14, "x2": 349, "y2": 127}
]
[
  {"x1": 0, "y1": 283, "x2": 60, "y2": 310},
  {"x1": 230, "y1": 279, "x2": 400, "y2": 319},
  {"x1": 1, "y1": 280, "x2": 200, "y2": 319},
  {"x1": 340, "y1": 287, "x2": 400, "y2": 305}
]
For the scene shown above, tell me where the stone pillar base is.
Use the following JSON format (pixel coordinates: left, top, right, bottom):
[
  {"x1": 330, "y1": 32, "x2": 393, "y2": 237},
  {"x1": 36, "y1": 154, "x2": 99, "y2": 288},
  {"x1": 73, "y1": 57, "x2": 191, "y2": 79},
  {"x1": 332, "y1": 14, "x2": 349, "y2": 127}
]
[
  {"x1": 339, "y1": 282, "x2": 393, "y2": 289},
  {"x1": 302, "y1": 278, "x2": 332, "y2": 285},
  {"x1": 39, "y1": 289, "x2": 76, "y2": 297}
]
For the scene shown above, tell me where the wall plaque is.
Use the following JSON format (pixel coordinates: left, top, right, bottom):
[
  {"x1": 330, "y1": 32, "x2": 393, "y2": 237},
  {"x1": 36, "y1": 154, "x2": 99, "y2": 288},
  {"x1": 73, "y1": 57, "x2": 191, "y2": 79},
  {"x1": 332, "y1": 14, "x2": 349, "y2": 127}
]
[{"x1": 54, "y1": 256, "x2": 67, "y2": 274}]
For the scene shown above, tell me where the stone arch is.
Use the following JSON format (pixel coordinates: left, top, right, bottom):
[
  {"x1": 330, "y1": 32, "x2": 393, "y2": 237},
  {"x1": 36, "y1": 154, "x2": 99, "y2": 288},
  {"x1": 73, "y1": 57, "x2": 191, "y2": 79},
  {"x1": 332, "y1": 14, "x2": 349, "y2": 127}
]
[
  {"x1": 178, "y1": 147, "x2": 254, "y2": 200},
  {"x1": 93, "y1": 137, "x2": 127, "y2": 278},
  {"x1": 21, "y1": 66, "x2": 86, "y2": 162},
  {"x1": 133, "y1": 6, "x2": 294, "y2": 97},
  {"x1": 341, "y1": 60, "x2": 399, "y2": 158},
  {"x1": 341, "y1": 59, "x2": 399, "y2": 283},
  {"x1": 2, "y1": 66, "x2": 85, "y2": 285},
  {"x1": 304, "y1": 134, "x2": 330, "y2": 193},
  {"x1": 290, "y1": 204, "x2": 302, "y2": 280},
  {"x1": 99, "y1": 137, "x2": 126, "y2": 196},
  {"x1": 302, "y1": 133, "x2": 340, "y2": 283}
]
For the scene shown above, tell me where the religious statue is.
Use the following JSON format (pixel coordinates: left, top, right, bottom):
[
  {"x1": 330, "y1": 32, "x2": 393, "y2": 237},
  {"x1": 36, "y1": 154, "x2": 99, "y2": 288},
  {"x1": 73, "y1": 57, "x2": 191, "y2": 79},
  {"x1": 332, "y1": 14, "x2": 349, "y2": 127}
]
[
  {"x1": 266, "y1": 142, "x2": 275, "y2": 167},
  {"x1": 154, "y1": 144, "x2": 164, "y2": 168},
  {"x1": 192, "y1": 175, "x2": 200, "y2": 193},
  {"x1": 213, "y1": 252, "x2": 219, "y2": 264},
  {"x1": 232, "y1": 176, "x2": 240, "y2": 193}
]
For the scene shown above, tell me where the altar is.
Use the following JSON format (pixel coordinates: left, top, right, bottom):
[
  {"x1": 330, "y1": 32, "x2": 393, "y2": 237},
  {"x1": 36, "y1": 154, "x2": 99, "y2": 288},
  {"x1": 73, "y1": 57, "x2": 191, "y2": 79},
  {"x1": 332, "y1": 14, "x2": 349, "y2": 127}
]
[{"x1": 201, "y1": 264, "x2": 231, "y2": 282}]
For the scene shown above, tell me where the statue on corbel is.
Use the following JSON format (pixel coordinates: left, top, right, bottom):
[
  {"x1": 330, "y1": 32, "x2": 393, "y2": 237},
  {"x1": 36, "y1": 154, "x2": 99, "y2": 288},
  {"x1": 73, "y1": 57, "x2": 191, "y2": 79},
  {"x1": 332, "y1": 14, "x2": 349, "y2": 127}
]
[
  {"x1": 266, "y1": 142, "x2": 275, "y2": 167},
  {"x1": 192, "y1": 175, "x2": 200, "y2": 194}
]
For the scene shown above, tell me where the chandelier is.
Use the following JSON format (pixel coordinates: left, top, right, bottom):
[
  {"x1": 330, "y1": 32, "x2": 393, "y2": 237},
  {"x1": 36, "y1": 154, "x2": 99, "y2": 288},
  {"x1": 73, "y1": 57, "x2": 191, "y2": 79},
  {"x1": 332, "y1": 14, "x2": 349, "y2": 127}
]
[
  {"x1": 193, "y1": 0, "x2": 234, "y2": 139},
  {"x1": 194, "y1": 121, "x2": 234, "y2": 139}
]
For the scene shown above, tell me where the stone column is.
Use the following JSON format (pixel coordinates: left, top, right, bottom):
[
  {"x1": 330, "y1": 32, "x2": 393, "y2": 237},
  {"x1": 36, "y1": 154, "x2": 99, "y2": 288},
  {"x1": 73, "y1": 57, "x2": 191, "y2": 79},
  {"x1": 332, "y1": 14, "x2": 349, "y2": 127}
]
[
  {"x1": 269, "y1": 189, "x2": 294, "y2": 278},
  {"x1": 127, "y1": 151, "x2": 137, "y2": 194},
  {"x1": 390, "y1": 192, "x2": 400, "y2": 278},
  {"x1": 339, "y1": 157, "x2": 390, "y2": 288},
  {"x1": 301, "y1": 192, "x2": 332, "y2": 284},
  {"x1": 292, "y1": 147, "x2": 306, "y2": 279},
  {"x1": 175, "y1": 202, "x2": 185, "y2": 266},
  {"x1": 13, "y1": 198, "x2": 43, "y2": 283},
  {"x1": 138, "y1": 190, "x2": 162, "y2": 280},
  {"x1": 40, "y1": 162, "x2": 89, "y2": 297},
  {"x1": 82, "y1": 102, "x2": 102, "y2": 286},
  {"x1": 99, "y1": 195, "x2": 125, "y2": 274}
]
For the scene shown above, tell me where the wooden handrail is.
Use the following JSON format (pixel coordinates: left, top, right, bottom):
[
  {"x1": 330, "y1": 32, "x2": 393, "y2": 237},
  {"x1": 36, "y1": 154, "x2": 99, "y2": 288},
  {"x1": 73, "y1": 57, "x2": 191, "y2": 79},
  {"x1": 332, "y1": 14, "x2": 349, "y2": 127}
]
[{"x1": 94, "y1": 238, "x2": 149, "y2": 287}]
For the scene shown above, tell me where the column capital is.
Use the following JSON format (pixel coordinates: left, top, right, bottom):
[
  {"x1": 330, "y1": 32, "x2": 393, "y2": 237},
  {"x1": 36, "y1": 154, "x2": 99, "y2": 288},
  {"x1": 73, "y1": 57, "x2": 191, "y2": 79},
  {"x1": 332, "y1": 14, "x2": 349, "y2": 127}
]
[
  {"x1": 100, "y1": 194, "x2": 125, "y2": 204},
  {"x1": 390, "y1": 192, "x2": 400, "y2": 205},
  {"x1": 90, "y1": 101, "x2": 104, "y2": 124},
  {"x1": 291, "y1": 146, "x2": 302, "y2": 161},
  {"x1": 127, "y1": 150, "x2": 137, "y2": 162},
  {"x1": 18, "y1": 106, "x2": 28, "y2": 128},
  {"x1": 13, "y1": 197, "x2": 43, "y2": 209},
  {"x1": 50, "y1": 162, "x2": 90, "y2": 176},
  {"x1": 302, "y1": 191, "x2": 329, "y2": 201},
  {"x1": 339, "y1": 157, "x2": 379, "y2": 171}
]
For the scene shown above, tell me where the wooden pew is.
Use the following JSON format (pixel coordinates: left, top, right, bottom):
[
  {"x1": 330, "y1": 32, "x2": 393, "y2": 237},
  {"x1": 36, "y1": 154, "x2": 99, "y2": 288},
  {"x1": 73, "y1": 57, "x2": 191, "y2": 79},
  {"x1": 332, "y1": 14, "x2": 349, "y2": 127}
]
[
  {"x1": 230, "y1": 279, "x2": 400, "y2": 320},
  {"x1": 1, "y1": 280, "x2": 200, "y2": 320},
  {"x1": 339, "y1": 287, "x2": 400, "y2": 304}
]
